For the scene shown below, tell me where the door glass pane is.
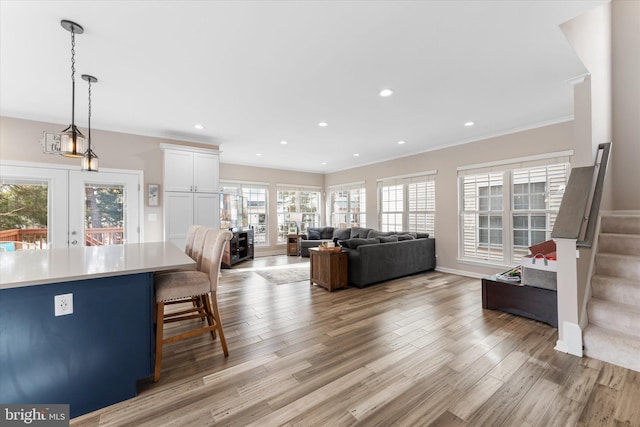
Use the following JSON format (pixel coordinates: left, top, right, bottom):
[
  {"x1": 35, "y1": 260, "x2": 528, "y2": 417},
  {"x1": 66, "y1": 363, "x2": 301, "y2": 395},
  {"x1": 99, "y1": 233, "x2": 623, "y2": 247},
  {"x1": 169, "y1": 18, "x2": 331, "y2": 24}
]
[
  {"x1": 0, "y1": 181, "x2": 48, "y2": 250},
  {"x1": 84, "y1": 183, "x2": 124, "y2": 246}
]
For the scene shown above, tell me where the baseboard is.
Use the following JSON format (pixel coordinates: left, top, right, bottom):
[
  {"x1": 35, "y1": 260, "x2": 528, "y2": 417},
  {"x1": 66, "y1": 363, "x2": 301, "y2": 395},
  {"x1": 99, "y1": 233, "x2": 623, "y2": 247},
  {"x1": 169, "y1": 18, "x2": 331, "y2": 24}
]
[
  {"x1": 555, "y1": 321, "x2": 583, "y2": 357},
  {"x1": 435, "y1": 266, "x2": 485, "y2": 279}
]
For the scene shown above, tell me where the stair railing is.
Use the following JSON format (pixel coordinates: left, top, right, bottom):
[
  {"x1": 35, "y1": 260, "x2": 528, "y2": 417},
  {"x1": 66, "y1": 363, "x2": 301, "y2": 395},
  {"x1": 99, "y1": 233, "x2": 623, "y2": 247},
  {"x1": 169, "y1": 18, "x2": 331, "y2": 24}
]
[
  {"x1": 552, "y1": 142, "x2": 611, "y2": 246},
  {"x1": 551, "y1": 142, "x2": 611, "y2": 356}
]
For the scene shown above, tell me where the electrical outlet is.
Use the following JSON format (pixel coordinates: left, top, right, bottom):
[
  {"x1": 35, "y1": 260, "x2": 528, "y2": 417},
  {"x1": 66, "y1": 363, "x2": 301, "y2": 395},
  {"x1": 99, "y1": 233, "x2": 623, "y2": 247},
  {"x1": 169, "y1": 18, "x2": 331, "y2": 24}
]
[{"x1": 54, "y1": 293, "x2": 73, "y2": 316}]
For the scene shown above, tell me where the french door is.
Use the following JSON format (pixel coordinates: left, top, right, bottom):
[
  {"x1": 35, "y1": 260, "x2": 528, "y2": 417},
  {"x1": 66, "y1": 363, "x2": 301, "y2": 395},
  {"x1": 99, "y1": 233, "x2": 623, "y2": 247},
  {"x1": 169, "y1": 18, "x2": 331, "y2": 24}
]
[
  {"x1": 0, "y1": 162, "x2": 141, "y2": 248},
  {"x1": 69, "y1": 170, "x2": 140, "y2": 246}
]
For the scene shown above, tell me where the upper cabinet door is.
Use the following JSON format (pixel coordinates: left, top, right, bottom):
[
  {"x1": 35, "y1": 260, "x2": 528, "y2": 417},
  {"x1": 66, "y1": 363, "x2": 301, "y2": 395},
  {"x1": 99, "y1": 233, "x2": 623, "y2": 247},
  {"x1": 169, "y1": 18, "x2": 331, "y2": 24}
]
[
  {"x1": 164, "y1": 149, "x2": 194, "y2": 192},
  {"x1": 193, "y1": 152, "x2": 219, "y2": 193}
]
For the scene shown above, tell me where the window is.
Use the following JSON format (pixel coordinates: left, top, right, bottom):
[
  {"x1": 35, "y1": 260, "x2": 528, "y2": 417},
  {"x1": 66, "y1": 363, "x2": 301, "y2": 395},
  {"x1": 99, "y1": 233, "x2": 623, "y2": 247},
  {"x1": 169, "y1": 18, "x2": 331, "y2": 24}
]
[
  {"x1": 461, "y1": 173, "x2": 504, "y2": 262},
  {"x1": 328, "y1": 182, "x2": 366, "y2": 229},
  {"x1": 407, "y1": 180, "x2": 436, "y2": 234},
  {"x1": 511, "y1": 164, "x2": 567, "y2": 263},
  {"x1": 220, "y1": 181, "x2": 268, "y2": 245},
  {"x1": 378, "y1": 173, "x2": 436, "y2": 235},
  {"x1": 0, "y1": 179, "x2": 49, "y2": 249},
  {"x1": 276, "y1": 186, "x2": 321, "y2": 243},
  {"x1": 458, "y1": 155, "x2": 569, "y2": 266}
]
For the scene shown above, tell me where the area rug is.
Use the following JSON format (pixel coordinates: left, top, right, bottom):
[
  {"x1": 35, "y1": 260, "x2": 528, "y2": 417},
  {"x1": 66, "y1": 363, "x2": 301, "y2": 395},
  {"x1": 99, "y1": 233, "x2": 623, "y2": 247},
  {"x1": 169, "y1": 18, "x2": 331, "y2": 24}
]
[{"x1": 254, "y1": 264, "x2": 310, "y2": 285}]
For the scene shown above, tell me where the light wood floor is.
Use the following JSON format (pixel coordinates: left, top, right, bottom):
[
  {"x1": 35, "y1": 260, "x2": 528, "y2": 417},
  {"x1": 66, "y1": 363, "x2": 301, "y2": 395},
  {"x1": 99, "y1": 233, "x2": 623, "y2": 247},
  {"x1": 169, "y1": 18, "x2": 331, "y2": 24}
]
[{"x1": 72, "y1": 256, "x2": 640, "y2": 426}]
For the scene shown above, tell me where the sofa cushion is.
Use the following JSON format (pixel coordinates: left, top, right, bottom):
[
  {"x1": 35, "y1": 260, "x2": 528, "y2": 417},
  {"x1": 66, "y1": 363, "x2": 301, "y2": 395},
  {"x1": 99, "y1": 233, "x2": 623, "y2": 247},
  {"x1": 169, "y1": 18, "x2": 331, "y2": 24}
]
[
  {"x1": 320, "y1": 227, "x2": 335, "y2": 239},
  {"x1": 307, "y1": 229, "x2": 321, "y2": 240},
  {"x1": 396, "y1": 234, "x2": 415, "y2": 241},
  {"x1": 416, "y1": 232, "x2": 430, "y2": 239},
  {"x1": 367, "y1": 230, "x2": 396, "y2": 239},
  {"x1": 333, "y1": 228, "x2": 351, "y2": 241},
  {"x1": 350, "y1": 227, "x2": 373, "y2": 239},
  {"x1": 342, "y1": 237, "x2": 380, "y2": 249},
  {"x1": 379, "y1": 235, "x2": 399, "y2": 243}
]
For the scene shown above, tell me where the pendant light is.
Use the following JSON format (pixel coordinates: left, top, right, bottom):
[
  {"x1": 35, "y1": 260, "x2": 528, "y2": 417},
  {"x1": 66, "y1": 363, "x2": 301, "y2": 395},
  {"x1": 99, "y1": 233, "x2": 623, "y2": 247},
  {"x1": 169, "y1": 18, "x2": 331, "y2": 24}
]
[
  {"x1": 59, "y1": 19, "x2": 86, "y2": 158},
  {"x1": 81, "y1": 74, "x2": 99, "y2": 172}
]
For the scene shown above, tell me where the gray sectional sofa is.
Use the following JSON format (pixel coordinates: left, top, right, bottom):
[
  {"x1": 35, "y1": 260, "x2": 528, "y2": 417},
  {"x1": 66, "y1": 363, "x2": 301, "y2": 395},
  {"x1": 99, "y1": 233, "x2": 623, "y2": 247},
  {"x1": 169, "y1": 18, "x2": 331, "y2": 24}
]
[
  {"x1": 300, "y1": 227, "x2": 436, "y2": 288},
  {"x1": 300, "y1": 226, "x2": 366, "y2": 257}
]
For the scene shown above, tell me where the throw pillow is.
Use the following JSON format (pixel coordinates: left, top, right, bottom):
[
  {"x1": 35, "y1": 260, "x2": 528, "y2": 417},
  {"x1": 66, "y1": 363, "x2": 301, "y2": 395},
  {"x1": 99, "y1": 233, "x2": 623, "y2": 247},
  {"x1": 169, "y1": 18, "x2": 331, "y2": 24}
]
[
  {"x1": 416, "y1": 232, "x2": 430, "y2": 239},
  {"x1": 379, "y1": 235, "x2": 399, "y2": 243},
  {"x1": 320, "y1": 227, "x2": 335, "y2": 239},
  {"x1": 333, "y1": 228, "x2": 351, "y2": 241},
  {"x1": 350, "y1": 227, "x2": 372, "y2": 239},
  {"x1": 307, "y1": 230, "x2": 321, "y2": 240},
  {"x1": 342, "y1": 237, "x2": 380, "y2": 249}
]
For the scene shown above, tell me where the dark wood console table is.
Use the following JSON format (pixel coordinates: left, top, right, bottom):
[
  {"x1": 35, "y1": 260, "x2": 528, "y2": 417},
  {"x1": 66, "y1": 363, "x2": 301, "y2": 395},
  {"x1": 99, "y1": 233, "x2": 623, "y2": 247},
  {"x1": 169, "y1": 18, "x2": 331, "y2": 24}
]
[
  {"x1": 222, "y1": 229, "x2": 254, "y2": 268},
  {"x1": 481, "y1": 275, "x2": 557, "y2": 327}
]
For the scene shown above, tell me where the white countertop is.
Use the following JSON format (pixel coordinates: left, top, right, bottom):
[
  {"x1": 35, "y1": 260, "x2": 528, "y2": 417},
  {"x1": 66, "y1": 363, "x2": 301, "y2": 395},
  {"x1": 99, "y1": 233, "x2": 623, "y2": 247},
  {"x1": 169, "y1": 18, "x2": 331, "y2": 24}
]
[{"x1": 0, "y1": 242, "x2": 195, "y2": 290}]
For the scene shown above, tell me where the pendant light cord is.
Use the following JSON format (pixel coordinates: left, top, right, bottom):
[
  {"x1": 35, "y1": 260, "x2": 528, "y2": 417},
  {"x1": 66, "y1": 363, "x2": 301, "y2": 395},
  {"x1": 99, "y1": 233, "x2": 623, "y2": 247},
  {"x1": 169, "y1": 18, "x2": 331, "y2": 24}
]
[
  {"x1": 87, "y1": 77, "x2": 92, "y2": 153},
  {"x1": 70, "y1": 27, "x2": 77, "y2": 146}
]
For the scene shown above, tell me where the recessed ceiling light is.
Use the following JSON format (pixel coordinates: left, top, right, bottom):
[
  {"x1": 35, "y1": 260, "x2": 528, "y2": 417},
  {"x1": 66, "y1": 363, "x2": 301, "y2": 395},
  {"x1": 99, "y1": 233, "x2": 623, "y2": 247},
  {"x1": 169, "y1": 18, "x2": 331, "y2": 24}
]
[
  {"x1": 353, "y1": 153, "x2": 360, "y2": 157},
  {"x1": 397, "y1": 140, "x2": 406, "y2": 145},
  {"x1": 379, "y1": 89, "x2": 394, "y2": 97},
  {"x1": 321, "y1": 162, "x2": 327, "y2": 165},
  {"x1": 256, "y1": 153, "x2": 262, "y2": 157},
  {"x1": 280, "y1": 140, "x2": 288, "y2": 145},
  {"x1": 464, "y1": 121, "x2": 475, "y2": 127},
  {"x1": 318, "y1": 121, "x2": 328, "y2": 127},
  {"x1": 194, "y1": 124, "x2": 205, "y2": 130}
]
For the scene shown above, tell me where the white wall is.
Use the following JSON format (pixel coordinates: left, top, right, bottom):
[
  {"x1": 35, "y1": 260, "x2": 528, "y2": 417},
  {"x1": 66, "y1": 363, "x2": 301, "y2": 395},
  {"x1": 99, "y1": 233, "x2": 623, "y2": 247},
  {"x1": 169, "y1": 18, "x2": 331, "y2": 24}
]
[{"x1": 612, "y1": 0, "x2": 640, "y2": 210}]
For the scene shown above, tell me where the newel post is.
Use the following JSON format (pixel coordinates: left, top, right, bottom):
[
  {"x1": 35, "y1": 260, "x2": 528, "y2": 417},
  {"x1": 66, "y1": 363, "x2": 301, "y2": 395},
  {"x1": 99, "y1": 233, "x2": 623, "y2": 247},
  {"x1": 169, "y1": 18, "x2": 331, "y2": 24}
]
[{"x1": 554, "y1": 238, "x2": 583, "y2": 356}]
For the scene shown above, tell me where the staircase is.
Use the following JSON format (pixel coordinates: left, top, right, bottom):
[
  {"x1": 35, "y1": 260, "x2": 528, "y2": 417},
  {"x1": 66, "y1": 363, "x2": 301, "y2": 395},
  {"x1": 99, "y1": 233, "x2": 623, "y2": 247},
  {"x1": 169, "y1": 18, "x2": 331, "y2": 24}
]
[{"x1": 583, "y1": 213, "x2": 640, "y2": 372}]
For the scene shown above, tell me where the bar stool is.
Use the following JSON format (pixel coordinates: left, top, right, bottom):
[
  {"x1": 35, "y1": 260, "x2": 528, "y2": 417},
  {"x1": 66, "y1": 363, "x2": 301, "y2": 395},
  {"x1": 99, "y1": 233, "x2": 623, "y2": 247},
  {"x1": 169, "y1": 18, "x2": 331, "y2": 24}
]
[{"x1": 153, "y1": 228, "x2": 233, "y2": 382}]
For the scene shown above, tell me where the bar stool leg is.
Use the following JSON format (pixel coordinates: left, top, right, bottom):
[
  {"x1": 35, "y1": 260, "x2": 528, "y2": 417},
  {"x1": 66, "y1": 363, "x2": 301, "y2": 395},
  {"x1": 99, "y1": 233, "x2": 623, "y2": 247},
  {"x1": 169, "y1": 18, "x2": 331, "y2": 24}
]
[{"x1": 154, "y1": 302, "x2": 165, "y2": 382}]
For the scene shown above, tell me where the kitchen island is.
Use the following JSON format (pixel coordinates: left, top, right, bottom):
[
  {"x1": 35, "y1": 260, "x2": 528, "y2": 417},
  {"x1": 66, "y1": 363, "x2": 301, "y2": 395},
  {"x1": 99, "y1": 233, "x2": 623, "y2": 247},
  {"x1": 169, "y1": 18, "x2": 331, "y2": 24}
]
[{"x1": 0, "y1": 242, "x2": 194, "y2": 418}]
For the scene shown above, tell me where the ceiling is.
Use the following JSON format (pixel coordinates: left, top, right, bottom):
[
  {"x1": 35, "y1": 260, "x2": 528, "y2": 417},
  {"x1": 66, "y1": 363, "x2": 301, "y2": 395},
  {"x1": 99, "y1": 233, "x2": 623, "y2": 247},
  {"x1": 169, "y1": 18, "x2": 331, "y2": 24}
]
[{"x1": 0, "y1": 1, "x2": 605, "y2": 173}]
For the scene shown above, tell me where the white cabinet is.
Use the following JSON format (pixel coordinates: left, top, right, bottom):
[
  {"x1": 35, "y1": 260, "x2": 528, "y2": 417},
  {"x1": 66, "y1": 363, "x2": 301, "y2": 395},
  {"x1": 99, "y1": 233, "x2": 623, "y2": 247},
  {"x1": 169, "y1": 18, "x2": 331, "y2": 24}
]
[
  {"x1": 161, "y1": 144, "x2": 220, "y2": 249},
  {"x1": 164, "y1": 192, "x2": 219, "y2": 248},
  {"x1": 164, "y1": 149, "x2": 219, "y2": 193}
]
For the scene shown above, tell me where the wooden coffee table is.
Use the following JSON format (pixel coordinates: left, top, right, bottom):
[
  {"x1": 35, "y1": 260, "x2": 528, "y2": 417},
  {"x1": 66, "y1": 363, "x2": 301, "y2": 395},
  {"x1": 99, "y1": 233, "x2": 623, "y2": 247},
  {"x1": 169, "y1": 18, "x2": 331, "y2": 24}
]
[{"x1": 309, "y1": 247, "x2": 348, "y2": 291}]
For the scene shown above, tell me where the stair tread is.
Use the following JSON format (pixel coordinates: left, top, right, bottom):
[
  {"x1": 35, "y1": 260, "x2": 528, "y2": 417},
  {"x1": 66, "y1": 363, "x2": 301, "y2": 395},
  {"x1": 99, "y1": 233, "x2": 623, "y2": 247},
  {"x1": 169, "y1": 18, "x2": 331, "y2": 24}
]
[
  {"x1": 599, "y1": 233, "x2": 640, "y2": 254},
  {"x1": 596, "y1": 252, "x2": 640, "y2": 281},
  {"x1": 589, "y1": 297, "x2": 640, "y2": 313},
  {"x1": 583, "y1": 325, "x2": 640, "y2": 372},
  {"x1": 600, "y1": 215, "x2": 640, "y2": 235},
  {"x1": 592, "y1": 273, "x2": 640, "y2": 283},
  {"x1": 584, "y1": 323, "x2": 640, "y2": 341},
  {"x1": 592, "y1": 275, "x2": 640, "y2": 305},
  {"x1": 588, "y1": 298, "x2": 640, "y2": 338}
]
